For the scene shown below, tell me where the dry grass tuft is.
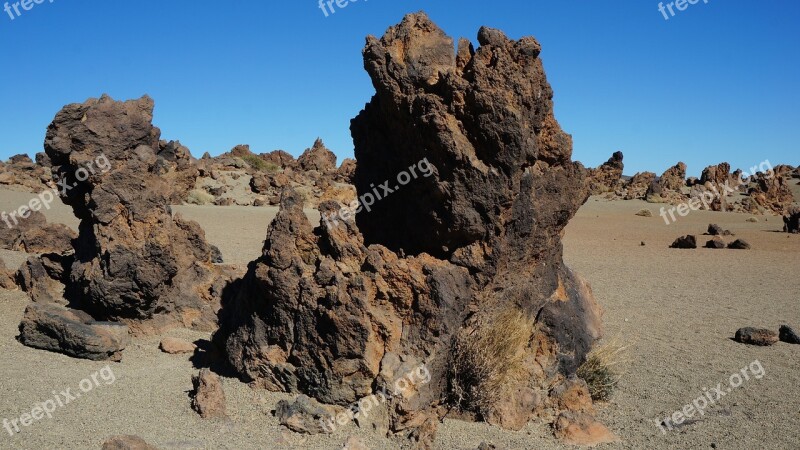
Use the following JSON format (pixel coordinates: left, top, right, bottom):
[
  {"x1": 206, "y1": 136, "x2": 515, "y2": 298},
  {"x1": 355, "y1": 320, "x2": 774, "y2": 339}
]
[
  {"x1": 449, "y1": 307, "x2": 534, "y2": 418},
  {"x1": 187, "y1": 189, "x2": 215, "y2": 205},
  {"x1": 576, "y1": 339, "x2": 628, "y2": 402}
]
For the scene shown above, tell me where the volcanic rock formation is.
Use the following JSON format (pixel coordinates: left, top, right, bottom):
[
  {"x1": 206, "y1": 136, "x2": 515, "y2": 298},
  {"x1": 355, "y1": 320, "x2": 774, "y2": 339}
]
[
  {"x1": 785, "y1": 206, "x2": 800, "y2": 233},
  {"x1": 587, "y1": 152, "x2": 624, "y2": 195},
  {"x1": 216, "y1": 13, "x2": 607, "y2": 446},
  {"x1": 42, "y1": 95, "x2": 231, "y2": 332}
]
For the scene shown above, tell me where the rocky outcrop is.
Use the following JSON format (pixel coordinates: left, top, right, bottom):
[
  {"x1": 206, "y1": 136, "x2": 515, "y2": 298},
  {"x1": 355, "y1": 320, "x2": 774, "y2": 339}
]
[
  {"x1": 18, "y1": 302, "x2": 130, "y2": 361},
  {"x1": 0, "y1": 153, "x2": 52, "y2": 192},
  {"x1": 15, "y1": 252, "x2": 73, "y2": 304},
  {"x1": 747, "y1": 171, "x2": 794, "y2": 214},
  {"x1": 0, "y1": 258, "x2": 16, "y2": 290},
  {"x1": 624, "y1": 172, "x2": 656, "y2": 200},
  {"x1": 43, "y1": 95, "x2": 232, "y2": 332},
  {"x1": 587, "y1": 152, "x2": 624, "y2": 195},
  {"x1": 216, "y1": 13, "x2": 605, "y2": 446},
  {"x1": 298, "y1": 138, "x2": 337, "y2": 173},
  {"x1": 659, "y1": 162, "x2": 687, "y2": 191},
  {"x1": 155, "y1": 140, "x2": 199, "y2": 204},
  {"x1": 336, "y1": 158, "x2": 357, "y2": 183}
]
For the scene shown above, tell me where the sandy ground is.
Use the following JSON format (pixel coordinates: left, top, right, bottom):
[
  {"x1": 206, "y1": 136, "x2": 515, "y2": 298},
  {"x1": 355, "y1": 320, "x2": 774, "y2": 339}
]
[{"x1": 0, "y1": 188, "x2": 798, "y2": 449}]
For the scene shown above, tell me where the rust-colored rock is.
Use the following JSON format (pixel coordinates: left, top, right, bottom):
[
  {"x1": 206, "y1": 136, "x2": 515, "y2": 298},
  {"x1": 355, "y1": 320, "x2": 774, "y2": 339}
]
[
  {"x1": 298, "y1": 138, "x2": 337, "y2": 173},
  {"x1": 659, "y1": 162, "x2": 687, "y2": 191},
  {"x1": 748, "y1": 171, "x2": 794, "y2": 214},
  {"x1": 0, "y1": 210, "x2": 76, "y2": 254},
  {"x1": 43, "y1": 95, "x2": 232, "y2": 332},
  {"x1": 587, "y1": 152, "x2": 624, "y2": 195},
  {"x1": 624, "y1": 172, "x2": 656, "y2": 200},
  {"x1": 734, "y1": 327, "x2": 778, "y2": 346},
  {"x1": 0, "y1": 258, "x2": 16, "y2": 290},
  {"x1": 216, "y1": 13, "x2": 605, "y2": 446},
  {"x1": 190, "y1": 369, "x2": 227, "y2": 418},
  {"x1": 159, "y1": 337, "x2": 197, "y2": 354}
]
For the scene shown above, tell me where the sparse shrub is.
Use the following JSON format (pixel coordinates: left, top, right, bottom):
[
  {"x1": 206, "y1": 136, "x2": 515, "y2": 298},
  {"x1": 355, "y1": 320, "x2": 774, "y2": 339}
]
[
  {"x1": 576, "y1": 339, "x2": 627, "y2": 402},
  {"x1": 241, "y1": 154, "x2": 279, "y2": 174},
  {"x1": 187, "y1": 189, "x2": 214, "y2": 205},
  {"x1": 448, "y1": 307, "x2": 534, "y2": 418}
]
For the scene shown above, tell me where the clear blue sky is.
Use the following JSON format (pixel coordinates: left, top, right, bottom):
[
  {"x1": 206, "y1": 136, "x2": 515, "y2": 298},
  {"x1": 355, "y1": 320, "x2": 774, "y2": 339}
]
[{"x1": 1, "y1": 0, "x2": 798, "y2": 176}]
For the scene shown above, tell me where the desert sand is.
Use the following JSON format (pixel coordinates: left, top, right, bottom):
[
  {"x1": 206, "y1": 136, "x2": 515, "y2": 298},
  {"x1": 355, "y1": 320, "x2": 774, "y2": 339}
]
[{"x1": 1, "y1": 188, "x2": 798, "y2": 449}]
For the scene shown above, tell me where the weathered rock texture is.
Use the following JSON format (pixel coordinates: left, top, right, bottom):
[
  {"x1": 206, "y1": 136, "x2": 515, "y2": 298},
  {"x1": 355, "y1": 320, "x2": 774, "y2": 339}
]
[
  {"x1": 43, "y1": 95, "x2": 230, "y2": 332},
  {"x1": 216, "y1": 13, "x2": 607, "y2": 446},
  {"x1": 0, "y1": 258, "x2": 16, "y2": 290},
  {"x1": 734, "y1": 327, "x2": 778, "y2": 346},
  {"x1": 190, "y1": 369, "x2": 227, "y2": 418},
  {"x1": 18, "y1": 302, "x2": 130, "y2": 361},
  {"x1": 624, "y1": 172, "x2": 656, "y2": 200},
  {"x1": 587, "y1": 152, "x2": 624, "y2": 195},
  {"x1": 0, "y1": 210, "x2": 76, "y2": 254}
]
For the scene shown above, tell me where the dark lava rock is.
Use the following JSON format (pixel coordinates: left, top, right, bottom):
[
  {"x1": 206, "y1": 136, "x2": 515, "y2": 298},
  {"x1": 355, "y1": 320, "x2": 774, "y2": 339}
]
[
  {"x1": 727, "y1": 239, "x2": 751, "y2": 250},
  {"x1": 705, "y1": 238, "x2": 726, "y2": 249},
  {"x1": 670, "y1": 235, "x2": 697, "y2": 249},
  {"x1": 18, "y1": 302, "x2": 130, "y2": 361},
  {"x1": 734, "y1": 327, "x2": 778, "y2": 346},
  {"x1": 779, "y1": 325, "x2": 800, "y2": 344}
]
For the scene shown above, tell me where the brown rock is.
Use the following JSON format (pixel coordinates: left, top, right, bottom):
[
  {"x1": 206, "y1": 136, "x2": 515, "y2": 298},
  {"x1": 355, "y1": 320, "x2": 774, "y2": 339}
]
[
  {"x1": 624, "y1": 172, "x2": 656, "y2": 200},
  {"x1": 586, "y1": 152, "x2": 624, "y2": 195},
  {"x1": 705, "y1": 238, "x2": 726, "y2": 249},
  {"x1": 659, "y1": 162, "x2": 687, "y2": 191},
  {"x1": 101, "y1": 435, "x2": 159, "y2": 450},
  {"x1": 214, "y1": 13, "x2": 605, "y2": 445},
  {"x1": 43, "y1": 95, "x2": 232, "y2": 331},
  {"x1": 0, "y1": 210, "x2": 76, "y2": 254},
  {"x1": 0, "y1": 258, "x2": 17, "y2": 290},
  {"x1": 734, "y1": 327, "x2": 778, "y2": 346},
  {"x1": 18, "y1": 302, "x2": 130, "y2": 361},
  {"x1": 747, "y1": 171, "x2": 793, "y2": 214},
  {"x1": 336, "y1": 158, "x2": 357, "y2": 183},
  {"x1": 298, "y1": 139, "x2": 337, "y2": 173},
  {"x1": 159, "y1": 337, "x2": 196, "y2": 354},
  {"x1": 342, "y1": 436, "x2": 369, "y2": 450},
  {"x1": 15, "y1": 253, "x2": 72, "y2": 304},
  {"x1": 190, "y1": 369, "x2": 227, "y2": 418}
]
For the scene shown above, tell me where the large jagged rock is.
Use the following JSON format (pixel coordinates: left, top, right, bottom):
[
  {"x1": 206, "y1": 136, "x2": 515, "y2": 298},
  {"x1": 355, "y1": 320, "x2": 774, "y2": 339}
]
[
  {"x1": 748, "y1": 171, "x2": 794, "y2": 214},
  {"x1": 624, "y1": 172, "x2": 656, "y2": 200},
  {"x1": 659, "y1": 162, "x2": 687, "y2": 191},
  {"x1": 216, "y1": 13, "x2": 606, "y2": 447},
  {"x1": 15, "y1": 252, "x2": 73, "y2": 303},
  {"x1": 155, "y1": 140, "x2": 199, "y2": 204},
  {"x1": 42, "y1": 95, "x2": 231, "y2": 332},
  {"x1": 587, "y1": 152, "x2": 624, "y2": 195},
  {"x1": 298, "y1": 139, "x2": 337, "y2": 173}
]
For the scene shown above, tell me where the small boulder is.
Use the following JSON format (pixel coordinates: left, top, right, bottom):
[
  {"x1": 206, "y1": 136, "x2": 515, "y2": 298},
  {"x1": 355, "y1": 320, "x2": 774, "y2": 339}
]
[
  {"x1": 705, "y1": 238, "x2": 726, "y2": 249},
  {"x1": 635, "y1": 209, "x2": 652, "y2": 217},
  {"x1": 275, "y1": 395, "x2": 335, "y2": 435},
  {"x1": 727, "y1": 239, "x2": 751, "y2": 250},
  {"x1": 101, "y1": 435, "x2": 160, "y2": 450},
  {"x1": 734, "y1": 327, "x2": 778, "y2": 346},
  {"x1": 18, "y1": 303, "x2": 130, "y2": 361},
  {"x1": 190, "y1": 369, "x2": 227, "y2": 418},
  {"x1": 670, "y1": 235, "x2": 697, "y2": 249},
  {"x1": 779, "y1": 325, "x2": 800, "y2": 344},
  {"x1": 342, "y1": 436, "x2": 369, "y2": 450},
  {"x1": 0, "y1": 258, "x2": 16, "y2": 290},
  {"x1": 159, "y1": 337, "x2": 196, "y2": 354},
  {"x1": 707, "y1": 224, "x2": 733, "y2": 236}
]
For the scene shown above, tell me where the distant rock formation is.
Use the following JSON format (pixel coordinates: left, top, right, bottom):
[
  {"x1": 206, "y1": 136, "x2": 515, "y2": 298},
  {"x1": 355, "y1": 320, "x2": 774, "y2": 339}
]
[
  {"x1": 587, "y1": 152, "x2": 624, "y2": 194},
  {"x1": 624, "y1": 172, "x2": 656, "y2": 200},
  {"x1": 216, "y1": 13, "x2": 608, "y2": 447}
]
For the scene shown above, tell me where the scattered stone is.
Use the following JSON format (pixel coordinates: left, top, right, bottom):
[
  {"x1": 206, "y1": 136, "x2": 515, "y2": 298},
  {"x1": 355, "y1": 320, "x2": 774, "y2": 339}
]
[
  {"x1": 159, "y1": 337, "x2": 196, "y2": 354},
  {"x1": 670, "y1": 235, "x2": 697, "y2": 249},
  {"x1": 705, "y1": 238, "x2": 726, "y2": 249},
  {"x1": 274, "y1": 395, "x2": 334, "y2": 435},
  {"x1": 18, "y1": 303, "x2": 130, "y2": 361},
  {"x1": 101, "y1": 435, "x2": 160, "y2": 450},
  {"x1": 747, "y1": 217, "x2": 759, "y2": 223},
  {"x1": 553, "y1": 412, "x2": 618, "y2": 446},
  {"x1": 640, "y1": 241, "x2": 646, "y2": 246},
  {"x1": 190, "y1": 369, "x2": 227, "y2": 418},
  {"x1": 477, "y1": 443, "x2": 500, "y2": 450},
  {"x1": 727, "y1": 239, "x2": 751, "y2": 250},
  {"x1": 779, "y1": 325, "x2": 800, "y2": 344},
  {"x1": 635, "y1": 209, "x2": 652, "y2": 217},
  {"x1": 734, "y1": 327, "x2": 778, "y2": 346},
  {"x1": 707, "y1": 224, "x2": 733, "y2": 236}
]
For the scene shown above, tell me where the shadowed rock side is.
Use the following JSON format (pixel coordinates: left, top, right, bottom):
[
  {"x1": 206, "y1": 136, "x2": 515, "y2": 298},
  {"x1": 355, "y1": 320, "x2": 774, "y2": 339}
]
[
  {"x1": 42, "y1": 95, "x2": 232, "y2": 332},
  {"x1": 216, "y1": 12, "x2": 607, "y2": 447}
]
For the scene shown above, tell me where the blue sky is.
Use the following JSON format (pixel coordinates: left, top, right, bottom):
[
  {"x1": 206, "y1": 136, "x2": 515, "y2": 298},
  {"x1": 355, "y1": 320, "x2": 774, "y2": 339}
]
[{"x1": 0, "y1": 0, "x2": 797, "y2": 176}]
